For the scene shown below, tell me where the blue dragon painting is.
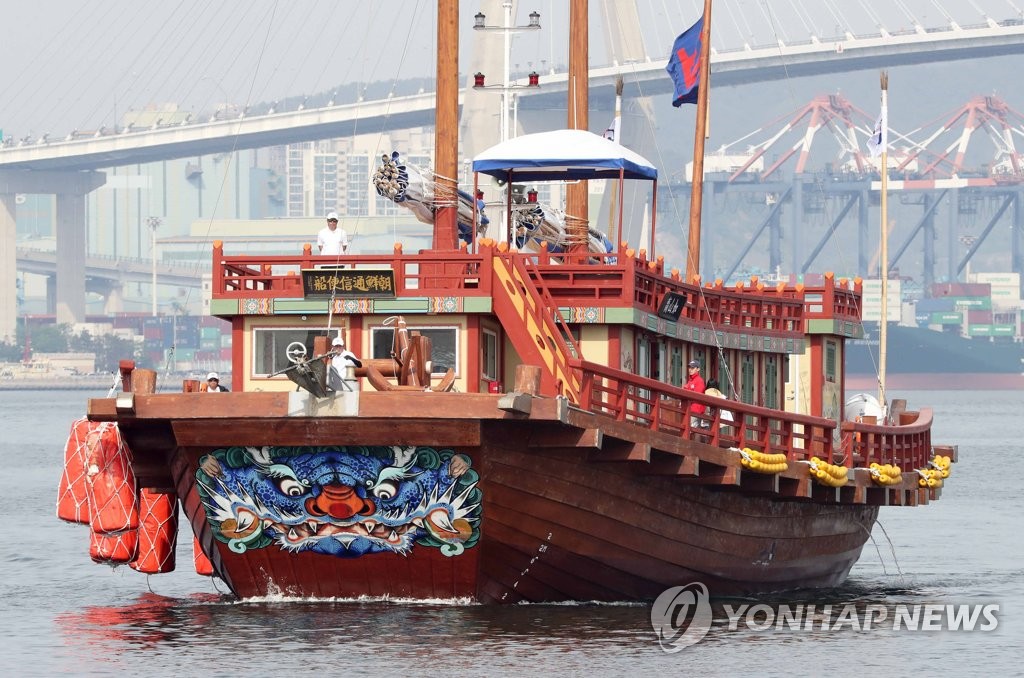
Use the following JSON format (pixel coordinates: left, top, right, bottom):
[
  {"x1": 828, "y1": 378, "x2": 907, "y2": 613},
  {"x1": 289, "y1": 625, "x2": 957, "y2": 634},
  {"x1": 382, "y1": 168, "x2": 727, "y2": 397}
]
[{"x1": 195, "y1": 445, "x2": 481, "y2": 558}]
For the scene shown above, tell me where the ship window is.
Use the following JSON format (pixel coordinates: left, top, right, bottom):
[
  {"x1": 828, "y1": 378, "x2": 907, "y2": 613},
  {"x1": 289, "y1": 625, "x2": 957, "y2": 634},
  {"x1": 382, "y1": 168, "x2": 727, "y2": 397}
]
[
  {"x1": 252, "y1": 327, "x2": 320, "y2": 376},
  {"x1": 670, "y1": 346, "x2": 682, "y2": 387},
  {"x1": 636, "y1": 336, "x2": 651, "y2": 414},
  {"x1": 825, "y1": 341, "x2": 837, "y2": 383},
  {"x1": 718, "y1": 353, "x2": 731, "y2": 393},
  {"x1": 637, "y1": 337, "x2": 650, "y2": 378},
  {"x1": 370, "y1": 325, "x2": 458, "y2": 376},
  {"x1": 482, "y1": 329, "x2": 498, "y2": 380},
  {"x1": 765, "y1": 355, "x2": 779, "y2": 409},
  {"x1": 650, "y1": 340, "x2": 662, "y2": 382},
  {"x1": 741, "y1": 353, "x2": 755, "y2": 404}
]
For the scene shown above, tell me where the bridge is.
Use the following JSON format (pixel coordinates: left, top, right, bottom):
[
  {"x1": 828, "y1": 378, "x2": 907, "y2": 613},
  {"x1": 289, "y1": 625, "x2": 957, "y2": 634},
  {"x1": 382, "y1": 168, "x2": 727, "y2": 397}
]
[
  {"x1": 2, "y1": 1, "x2": 1023, "y2": 341},
  {"x1": 15, "y1": 248, "x2": 206, "y2": 312},
  {"x1": 2, "y1": 19, "x2": 1023, "y2": 172}
]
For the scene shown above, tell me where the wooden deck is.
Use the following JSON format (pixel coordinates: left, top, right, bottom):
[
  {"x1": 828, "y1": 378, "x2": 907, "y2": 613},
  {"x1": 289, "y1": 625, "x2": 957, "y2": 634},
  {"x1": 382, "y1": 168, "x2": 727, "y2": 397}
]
[{"x1": 89, "y1": 383, "x2": 941, "y2": 508}]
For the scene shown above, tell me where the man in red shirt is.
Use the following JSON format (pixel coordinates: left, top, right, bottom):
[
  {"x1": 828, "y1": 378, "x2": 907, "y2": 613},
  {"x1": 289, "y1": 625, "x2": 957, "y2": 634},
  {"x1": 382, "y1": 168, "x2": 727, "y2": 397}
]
[{"x1": 684, "y1": 359, "x2": 706, "y2": 430}]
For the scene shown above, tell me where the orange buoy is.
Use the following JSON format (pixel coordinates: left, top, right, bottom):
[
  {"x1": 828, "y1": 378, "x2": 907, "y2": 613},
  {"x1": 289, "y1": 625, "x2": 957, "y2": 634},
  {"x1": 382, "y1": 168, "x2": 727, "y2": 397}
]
[
  {"x1": 193, "y1": 536, "x2": 215, "y2": 576},
  {"x1": 130, "y1": 489, "x2": 179, "y2": 574},
  {"x1": 85, "y1": 424, "x2": 140, "y2": 534},
  {"x1": 57, "y1": 417, "x2": 101, "y2": 524},
  {"x1": 89, "y1": 529, "x2": 139, "y2": 564}
]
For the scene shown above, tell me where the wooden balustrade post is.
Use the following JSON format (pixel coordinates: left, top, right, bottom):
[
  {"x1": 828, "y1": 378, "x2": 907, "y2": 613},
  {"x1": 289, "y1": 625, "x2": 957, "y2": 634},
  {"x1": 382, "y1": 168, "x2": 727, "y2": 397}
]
[
  {"x1": 392, "y1": 243, "x2": 405, "y2": 291},
  {"x1": 133, "y1": 368, "x2": 157, "y2": 394},
  {"x1": 577, "y1": 370, "x2": 593, "y2": 410},
  {"x1": 118, "y1": 360, "x2": 135, "y2": 393},
  {"x1": 183, "y1": 379, "x2": 201, "y2": 392},
  {"x1": 513, "y1": 365, "x2": 542, "y2": 396},
  {"x1": 212, "y1": 241, "x2": 224, "y2": 297}
]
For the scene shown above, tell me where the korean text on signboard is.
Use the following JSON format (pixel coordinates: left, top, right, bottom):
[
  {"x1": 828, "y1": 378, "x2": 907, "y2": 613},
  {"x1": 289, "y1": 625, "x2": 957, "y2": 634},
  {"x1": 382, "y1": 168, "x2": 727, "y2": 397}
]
[{"x1": 302, "y1": 268, "x2": 396, "y2": 298}]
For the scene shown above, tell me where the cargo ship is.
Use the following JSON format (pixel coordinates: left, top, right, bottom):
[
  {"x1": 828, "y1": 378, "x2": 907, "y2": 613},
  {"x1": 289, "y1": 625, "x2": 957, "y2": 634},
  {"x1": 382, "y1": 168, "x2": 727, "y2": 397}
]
[{"x1": 847, "y1": 277, "x2": 1024, "y2": 389}]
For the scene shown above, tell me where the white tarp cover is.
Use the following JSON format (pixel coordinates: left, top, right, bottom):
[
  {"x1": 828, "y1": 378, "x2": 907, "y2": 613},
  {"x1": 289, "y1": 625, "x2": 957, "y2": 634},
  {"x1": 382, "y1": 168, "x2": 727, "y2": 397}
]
[{"x1": 472, "y1": 129, "x2": 658, "y2": 181}]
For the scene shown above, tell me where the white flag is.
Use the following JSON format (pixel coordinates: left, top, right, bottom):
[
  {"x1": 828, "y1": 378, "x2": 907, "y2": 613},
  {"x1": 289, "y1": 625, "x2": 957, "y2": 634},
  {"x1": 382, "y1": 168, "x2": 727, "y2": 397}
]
[
  {"x1": 603, "y1": 115, "x2": 620, "y2": 144},
  {"x1": 867, "y1": 106, "x2": 887, "y2": 157}
]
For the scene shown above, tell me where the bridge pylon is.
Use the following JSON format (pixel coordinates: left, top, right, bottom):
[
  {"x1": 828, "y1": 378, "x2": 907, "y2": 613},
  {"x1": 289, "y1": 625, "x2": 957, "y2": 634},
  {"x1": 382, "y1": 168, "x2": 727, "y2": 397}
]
[{"x1": 0, "y1": 169, "x2": 106, "y2": 340}]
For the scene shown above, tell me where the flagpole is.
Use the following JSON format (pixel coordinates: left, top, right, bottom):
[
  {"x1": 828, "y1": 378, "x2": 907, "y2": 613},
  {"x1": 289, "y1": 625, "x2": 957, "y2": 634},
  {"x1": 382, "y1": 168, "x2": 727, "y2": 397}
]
[
  {"x1": 878, "y1": 70, "x2": 889, "y2": 413},
  {"x1": 685, "y1": 0, "x2": 713, "y2": 283},
  {"x1": 609, "y1": 75, "x2": 623, "y2": 248}
]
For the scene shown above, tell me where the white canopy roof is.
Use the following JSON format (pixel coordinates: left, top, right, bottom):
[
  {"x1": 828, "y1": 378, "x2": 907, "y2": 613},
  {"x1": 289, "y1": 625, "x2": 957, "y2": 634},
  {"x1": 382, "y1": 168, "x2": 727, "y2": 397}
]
[{"x1": 472, "y1": 129, "x2": 658, "y2": 182}]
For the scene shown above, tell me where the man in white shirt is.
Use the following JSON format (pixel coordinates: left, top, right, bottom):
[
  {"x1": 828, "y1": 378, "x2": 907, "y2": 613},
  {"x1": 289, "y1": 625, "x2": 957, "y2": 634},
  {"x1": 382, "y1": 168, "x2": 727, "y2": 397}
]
[
  {"x1": 327, "y1": 336, "x2": 362, "y2": 391},
  {"x1": 317, "y1": 212, "x2": 349, "y2": 256}
]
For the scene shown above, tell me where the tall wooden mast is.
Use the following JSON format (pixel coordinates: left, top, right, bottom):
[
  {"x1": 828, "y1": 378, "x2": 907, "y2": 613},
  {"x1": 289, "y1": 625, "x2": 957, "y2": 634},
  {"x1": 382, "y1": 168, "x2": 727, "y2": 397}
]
[
  {"x1": 565, "y1": 0, "x2": 589, "y2": 251},
  {"x1": 878, "y1": 70, "x2": 889, "y2": 410},
  {"x1": 434, "y1": 0, "x2": 459, "y2": 250},
  {"x1": 684, "y1": 0, "x2": 712, "y2": 281}
]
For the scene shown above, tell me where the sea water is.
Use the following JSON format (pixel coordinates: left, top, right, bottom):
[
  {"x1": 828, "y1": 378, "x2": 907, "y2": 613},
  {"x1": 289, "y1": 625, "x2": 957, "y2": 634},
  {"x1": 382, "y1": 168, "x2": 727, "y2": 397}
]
[{"x1": 2, "y1": 389, "x2": 1019, "y2": 676}]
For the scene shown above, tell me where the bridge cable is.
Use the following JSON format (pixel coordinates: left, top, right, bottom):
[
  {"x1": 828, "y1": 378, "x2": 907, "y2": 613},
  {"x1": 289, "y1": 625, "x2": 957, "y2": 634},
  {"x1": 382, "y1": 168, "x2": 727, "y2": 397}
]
[
  {"x1": 321, "y1": 0, "x2": 429, "y2": 341},
  {"x1": 160, "y1": 1, "x2": 281, "y2": 379}
]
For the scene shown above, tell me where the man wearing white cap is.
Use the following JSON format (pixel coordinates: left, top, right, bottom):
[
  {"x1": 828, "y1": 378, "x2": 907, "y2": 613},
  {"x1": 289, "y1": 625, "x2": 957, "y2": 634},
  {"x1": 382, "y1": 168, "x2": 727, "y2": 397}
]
[
  {"x1": 317, "y1": 211, "x2": 349, "y2": 256},
  {"x1": 327, "y1": 335, "x2": 362, "y2": 391},
  {"x1": 206, "y1": 372, "x2": 229, "y2": 392}
]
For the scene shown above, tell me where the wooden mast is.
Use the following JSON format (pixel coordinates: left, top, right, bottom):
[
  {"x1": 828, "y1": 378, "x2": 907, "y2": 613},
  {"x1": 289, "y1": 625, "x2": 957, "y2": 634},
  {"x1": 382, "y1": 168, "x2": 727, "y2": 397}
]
[
  {"x1": 433, "y1": 0, "x2": 459, "y2": 250},
  {"x1": 684, "y1": 0, "x2": 713, "y2": 282},
  {"x1": 878, "y1": 70, "x2": 889, "y2": 411},
  {"x1": 566, "y1": 0, "x2": 589, "y2": 253}
]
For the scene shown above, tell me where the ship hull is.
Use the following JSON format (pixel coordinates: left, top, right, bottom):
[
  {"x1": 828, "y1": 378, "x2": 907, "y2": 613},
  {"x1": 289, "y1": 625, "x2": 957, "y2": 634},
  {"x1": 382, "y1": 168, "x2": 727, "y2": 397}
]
[
  {"x1": 163, "y1": 417, "x2": 877, "y2": 603},
  {"x1": 475, "y1": 444, "x2": 876, "y2": 602}
]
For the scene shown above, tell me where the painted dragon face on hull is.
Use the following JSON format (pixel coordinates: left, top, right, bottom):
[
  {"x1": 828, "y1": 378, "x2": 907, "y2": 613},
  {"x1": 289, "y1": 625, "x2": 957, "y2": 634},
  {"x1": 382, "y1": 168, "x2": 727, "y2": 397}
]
[{"x1": 196, "y1": 445, "x2": 481, "y2": 558}]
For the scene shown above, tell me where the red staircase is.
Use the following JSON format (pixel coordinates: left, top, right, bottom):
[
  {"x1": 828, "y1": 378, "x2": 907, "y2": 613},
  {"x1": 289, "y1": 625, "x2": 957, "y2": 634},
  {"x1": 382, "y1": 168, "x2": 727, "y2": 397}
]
[{"x1": 489, "y1": 252, "x2": 581, "y2": 402}]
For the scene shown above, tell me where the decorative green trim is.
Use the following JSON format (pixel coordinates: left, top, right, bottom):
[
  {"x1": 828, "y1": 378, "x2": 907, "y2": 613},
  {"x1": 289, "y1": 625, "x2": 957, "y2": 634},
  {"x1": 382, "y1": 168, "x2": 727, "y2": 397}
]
[
  {"x1": 275, "y1": 299, "x2": 335, "y2": 313},
  {"x1": 209, "y1": 298, "x2": 239, "y2": 316},
  {"x1": 463, "y1": 298, "x2": 493, "y2": 313},
  {"x1": 214, "y1": 295, "x2": 493, "y2": 317},
  {"x1": 624, "y1": 307, "x2": 804, "y2": 354},
  {"x1": 806, "y1": 318, "x2": 864, "y2": 338}
]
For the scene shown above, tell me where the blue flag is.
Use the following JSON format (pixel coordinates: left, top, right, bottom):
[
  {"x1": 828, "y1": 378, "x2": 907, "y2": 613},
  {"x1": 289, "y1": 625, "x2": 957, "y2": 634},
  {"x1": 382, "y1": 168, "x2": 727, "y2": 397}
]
[{"x1": 665, "y1": 15, "x2": 703, "y2": 107}]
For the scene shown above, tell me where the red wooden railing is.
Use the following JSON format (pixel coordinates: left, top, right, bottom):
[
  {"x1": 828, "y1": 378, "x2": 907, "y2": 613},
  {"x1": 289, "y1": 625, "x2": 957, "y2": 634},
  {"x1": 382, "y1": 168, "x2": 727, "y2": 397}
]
[
  {"x1": 797, "y1": 273, "x2": 864, "y2": 324},
  {"x1": 573, "y1": 359, "x2": 935, "y2": 471},
  {"x1": 210, "y1": 241, "x2": 862, "y2": 342},
  {"x1": 212, "y1": 241, "x2": 492, "y2": 299},
  {"x1": 840, "y1": 411, "x2": 933, "y2": 471},
  {"x1": 573, "y1": 359, "x2": 835, "y2": 461},
  {"x1": 520, "y1": 250, "x2": 807, "y2": 339}
]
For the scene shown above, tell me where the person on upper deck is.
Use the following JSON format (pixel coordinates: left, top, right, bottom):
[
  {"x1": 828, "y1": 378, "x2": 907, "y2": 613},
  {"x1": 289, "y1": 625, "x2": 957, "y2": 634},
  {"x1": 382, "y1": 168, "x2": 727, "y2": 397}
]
[
  {"x1": 327, "y1": 336, "x2": 362, "y2": 391},
  {"x1": 704, "y1": 378, "x2": 734, "y2": 424},
  {"x1": 317, "y1": 211, "x2": 349, "y2": 256},
  {"x1": 684, "y1": 359, "x2": 706, "y2": 428},
  {"x1": 205, "y1": 372, "x2": 229, "y2": 392}
]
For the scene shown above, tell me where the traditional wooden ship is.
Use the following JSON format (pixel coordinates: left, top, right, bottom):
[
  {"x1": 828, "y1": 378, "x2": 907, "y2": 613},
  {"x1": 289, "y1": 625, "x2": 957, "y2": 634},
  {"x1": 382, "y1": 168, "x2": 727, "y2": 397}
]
[{"x1": 57, "y1": 1, "x2": 954, "y2": 603}]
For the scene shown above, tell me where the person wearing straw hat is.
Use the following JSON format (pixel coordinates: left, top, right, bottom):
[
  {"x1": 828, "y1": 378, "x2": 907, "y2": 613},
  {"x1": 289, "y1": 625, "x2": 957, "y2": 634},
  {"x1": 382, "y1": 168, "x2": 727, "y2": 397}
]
[
  {"x1": 317, "y1": 212, "x2": 349, "y2": 256},
  {"x1": 704, "y1": 378, "x2": 734, "y2": 426}
]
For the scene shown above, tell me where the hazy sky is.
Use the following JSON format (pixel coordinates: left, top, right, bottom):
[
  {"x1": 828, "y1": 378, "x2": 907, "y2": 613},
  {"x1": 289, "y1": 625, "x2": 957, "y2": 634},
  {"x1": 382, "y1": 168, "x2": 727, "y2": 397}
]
[{"x1": 0, "y1": 0, "x2": 1018, "y2": 140}]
